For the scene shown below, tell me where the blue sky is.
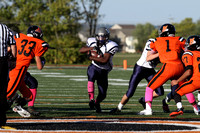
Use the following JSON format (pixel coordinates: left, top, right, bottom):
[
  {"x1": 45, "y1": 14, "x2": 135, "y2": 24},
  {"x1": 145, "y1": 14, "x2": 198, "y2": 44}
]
[{"x1": 98, "y1": 0, "x2": 200, "y2": 25}]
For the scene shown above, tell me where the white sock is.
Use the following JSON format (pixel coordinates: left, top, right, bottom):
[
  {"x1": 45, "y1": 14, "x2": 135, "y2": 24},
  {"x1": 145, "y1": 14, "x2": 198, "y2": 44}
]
[
  {"x1": 146, "y1": 103, "x2": 152, "y2": 110},
  {"x1": 118, "y1": 102, "x2": 124, "y2": 110},
  {"x1": 176, "y1": 102, "x2": 182, "y2": 109},
  {"x1": 198, "y1": 93, "x2": 200, "y2": 101}
]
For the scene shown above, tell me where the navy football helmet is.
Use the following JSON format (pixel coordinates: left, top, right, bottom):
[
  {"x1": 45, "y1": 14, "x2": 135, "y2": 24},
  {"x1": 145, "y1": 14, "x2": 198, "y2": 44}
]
[
  {"x1": 186, "y1": 35, "x2": 200, "y2": 51},
  {"x1": 27, "y1": 25, "x2": 43, "y2": 39},
  {"x1": 159, "y1": 23, "x2": 175, "y2": 37},
  {"x1": 95, "y1": 27, "x2": 110, "y2": 46}
]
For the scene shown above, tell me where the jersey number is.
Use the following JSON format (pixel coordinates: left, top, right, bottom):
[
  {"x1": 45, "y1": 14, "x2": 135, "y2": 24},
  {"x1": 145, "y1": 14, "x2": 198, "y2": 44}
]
[
  {"x1": 18, "y1": 39, "x2": 36, "y2": 57},
  {"x1": 186, "y1": 57, "x2": 200, "y2": 73},
  {"x1": 184, "y1": 56, "x2": 188, "y2": 63},
  {"x1": 165, "y1": 40, "x2": 171, "y2": 52}
]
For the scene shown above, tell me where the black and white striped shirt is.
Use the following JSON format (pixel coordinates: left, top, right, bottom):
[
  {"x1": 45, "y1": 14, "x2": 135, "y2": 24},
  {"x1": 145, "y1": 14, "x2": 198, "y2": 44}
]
[{"x1": 0, "y1": 24, "x2": 16, "y2": 57}]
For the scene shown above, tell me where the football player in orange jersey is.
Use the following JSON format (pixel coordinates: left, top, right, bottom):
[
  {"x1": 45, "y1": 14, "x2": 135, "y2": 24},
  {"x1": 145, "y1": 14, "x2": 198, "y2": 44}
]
[
  {"x1": 170, "y1": 35, "x2": 200, "y2": 117},
  {"x1": 7, "y1": 25, "x2": 49, "y2": 117},
  {"x1": 7, "y1": 46, "x2": 43, "y2": 116},
  {"x1": 139, "y1": 23, "x2": 197, "y2": 115}
]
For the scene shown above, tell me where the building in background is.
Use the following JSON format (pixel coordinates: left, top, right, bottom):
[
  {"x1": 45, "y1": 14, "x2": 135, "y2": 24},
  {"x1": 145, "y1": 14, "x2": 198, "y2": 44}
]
[
  {"x1": 110, "y1": 24, "x2": 137, "y2": 53},
  {"x1": 78, "y1": 24, "x2": 137, "y2": 53}
]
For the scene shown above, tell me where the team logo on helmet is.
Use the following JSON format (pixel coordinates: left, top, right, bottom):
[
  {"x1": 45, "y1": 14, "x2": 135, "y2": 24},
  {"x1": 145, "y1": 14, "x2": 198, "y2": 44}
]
[
  {"x1": 35, "y1": 27, "x2": 42, "y2": 33},
  {"x1": 27, "y1": 25, "x2": 43, "y2": 39},
  {"x1": 159, "y1": 23, "x2": 175, "y2": 37},
  {"x1": 162, "y1": 25, "x2": 168, "y2": 32},
  {"x1": 189, "y1": 38, "x2": 196, "y2": 45}
]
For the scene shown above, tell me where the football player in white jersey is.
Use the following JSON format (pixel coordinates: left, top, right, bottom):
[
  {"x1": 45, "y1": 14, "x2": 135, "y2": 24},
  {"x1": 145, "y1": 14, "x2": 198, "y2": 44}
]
[
  {"x1": 110, "y1": 39, "x2": 165, "y2": 113},
  {"x1": 79, "y1": 27, "x2": 118, "y2": 113}
]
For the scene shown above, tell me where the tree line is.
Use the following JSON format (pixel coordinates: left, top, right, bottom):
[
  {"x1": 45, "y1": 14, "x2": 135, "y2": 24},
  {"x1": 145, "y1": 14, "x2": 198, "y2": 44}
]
[
  {"x1": 0, "y1": 0, "x2": 103, "y2": 64},
  {"x1": 1, "y1": 1, "x2": 199, "y2": 64}
]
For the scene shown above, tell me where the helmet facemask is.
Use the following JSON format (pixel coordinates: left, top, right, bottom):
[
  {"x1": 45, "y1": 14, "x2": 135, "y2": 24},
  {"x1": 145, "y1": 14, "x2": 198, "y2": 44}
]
[
  {"x1": 96, "y1": 34, "x2": 108, "y2": 46},
  {"x1": 95, "y1": 27, "x2": 110, "y2": 47}
]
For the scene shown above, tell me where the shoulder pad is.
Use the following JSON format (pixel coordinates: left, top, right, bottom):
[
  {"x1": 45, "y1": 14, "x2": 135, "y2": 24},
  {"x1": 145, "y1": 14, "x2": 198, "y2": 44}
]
[
  {"x1": 87, "y1": 38, "x2": 96, "y2": 47},
  {"x1": 106, "y1": 41, "x2": 118, "y2": 54},
  {"x1": 107, "y1": 41, "x2": 118, "y2": 47},
  {"x1": 183, "y1": 51, "x2": 193, "y2": 56}
]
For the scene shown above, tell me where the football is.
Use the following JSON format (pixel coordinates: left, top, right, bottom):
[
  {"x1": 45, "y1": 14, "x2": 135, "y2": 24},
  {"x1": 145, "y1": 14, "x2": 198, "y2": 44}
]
[{"x1": 88, "y1": 50, "x2": 101, "y2": 58}]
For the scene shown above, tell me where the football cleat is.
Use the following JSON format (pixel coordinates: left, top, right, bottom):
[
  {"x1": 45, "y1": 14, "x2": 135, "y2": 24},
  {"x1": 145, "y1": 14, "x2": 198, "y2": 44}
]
[
  {"x1": 94, "y1": 103, "x2": 101, "y2": 113},
  {"x1": 138, "y1": 97, "x2": 146, "y2": 109},
  {"x1": 162, "y1": 99, "x2": 170, "y2": 113},
  {"x1": 27, "y1": 106, "x2": 41, "y2": 116},
  {"x1": 0, "y1": 126, "x2": 16, "y2": 130},
  {"x1": 13, "y1": 105, "x2": 31, "y2": 118},
  {"x1": 138, "y1": 109, "x2": 152, "y2": 115},
  {"x1": 169, "y1": 108, "x2": 184, "y2": 118},
  {"x1": 110, "y1": 107, "x2": 121, "y2": 114},
  {"x1": 7, "y1": 93, "x2": 20, "y2": 109},
  {"x1": 15, "y1": 97, "x2": 28, "y2": 107},
  {"x1": 89, "y1": 99, "x2": 95, "y2": 110}
]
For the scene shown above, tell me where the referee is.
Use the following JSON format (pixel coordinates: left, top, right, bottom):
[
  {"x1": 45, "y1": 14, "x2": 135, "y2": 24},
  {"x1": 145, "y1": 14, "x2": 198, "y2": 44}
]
[{"x1": 0, "y1": 23, "x2": 16, "y2": 128}]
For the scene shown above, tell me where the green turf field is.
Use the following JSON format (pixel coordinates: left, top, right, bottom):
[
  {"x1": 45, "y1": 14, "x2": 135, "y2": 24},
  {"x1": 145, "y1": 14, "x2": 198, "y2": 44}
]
[
  {"x1": 7, "y1": 65, "x2": 200, "y2": 119},
  {"x1": 112, "y1": 52, "x2": 141, "y2": 67}
]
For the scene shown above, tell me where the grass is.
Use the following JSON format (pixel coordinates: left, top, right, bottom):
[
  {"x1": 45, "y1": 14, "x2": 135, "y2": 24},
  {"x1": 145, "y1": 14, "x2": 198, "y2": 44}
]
[
  {"x1": 7, "y1": 66, "x2": 200, "y2": 119},
  {"x1": 112, "y1": 52, "x2": 141, "y2": 67}
]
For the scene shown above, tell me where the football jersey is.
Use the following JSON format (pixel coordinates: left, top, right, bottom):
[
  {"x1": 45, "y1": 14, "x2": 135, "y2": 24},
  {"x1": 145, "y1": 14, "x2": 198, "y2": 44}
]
[
  {"x1": 150, "y1": 36, "x2": 185, "y2": 64},
  {"x1": 86, "y1": 37, "x2": 118, "y2": 71},
  {"x1": 14, "y1": 33, "x2": 49, "y2": 69},
  {"x1": 182, "y1": 50, "x2": 200, "y2": 79},
  {"x1": 137, "y1": 39, "x2": 156, "y2": 68}
]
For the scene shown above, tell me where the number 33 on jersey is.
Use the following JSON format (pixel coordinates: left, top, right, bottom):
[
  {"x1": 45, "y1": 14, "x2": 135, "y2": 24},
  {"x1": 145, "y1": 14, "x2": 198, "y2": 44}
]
[{"x1": 14, "y1": 33, "x2": 49, "y2": 69}]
